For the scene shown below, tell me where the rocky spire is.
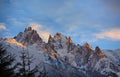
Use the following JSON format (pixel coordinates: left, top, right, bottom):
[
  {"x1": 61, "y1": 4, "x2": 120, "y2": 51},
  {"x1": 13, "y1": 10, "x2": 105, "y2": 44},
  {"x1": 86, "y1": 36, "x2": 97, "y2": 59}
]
[
  {"x1": 24, "y1": 27, "x2": 32, "y2": 32},
  {"x1": 15, "y1": 27, "x2": 43, "y2": 45},
  {"x1": 68, "y1": 37, "x2": 73, "y2": 44},
  {"x1": 48, "y1": 35, "x2": 53, "y2": 44},
  {"x1": 55, "y1": 32, "x2": 61, "y2": 36},
  {"x1": 95, "y1": 46, "x2": 103, "y2": 56},
  {"x1": 95, "y1": 46, "x2": 107, "y2": 58},
  {"x1": 83, "y1": 42, "x2": 93, "y2": 50},
  {"x1": 49, "y1": 35, "x2": 52, "y2": 39}
]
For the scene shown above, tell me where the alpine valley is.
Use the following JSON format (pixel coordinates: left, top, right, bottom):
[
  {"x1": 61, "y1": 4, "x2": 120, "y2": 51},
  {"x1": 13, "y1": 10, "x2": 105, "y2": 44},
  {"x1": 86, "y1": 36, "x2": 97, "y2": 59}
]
[{"x1": 0, "y1": 27, "x2": 120, "y2": 77}]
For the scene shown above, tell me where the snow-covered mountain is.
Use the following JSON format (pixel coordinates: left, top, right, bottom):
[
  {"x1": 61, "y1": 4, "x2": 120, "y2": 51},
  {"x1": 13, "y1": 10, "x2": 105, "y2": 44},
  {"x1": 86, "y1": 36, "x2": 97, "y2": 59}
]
[{"x1": 0, "y1": 27, "x2": 120, "y2": 77}]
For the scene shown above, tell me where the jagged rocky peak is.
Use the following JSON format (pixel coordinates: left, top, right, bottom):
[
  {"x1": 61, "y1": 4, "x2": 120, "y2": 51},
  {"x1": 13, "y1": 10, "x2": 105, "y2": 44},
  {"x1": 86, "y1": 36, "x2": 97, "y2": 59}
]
[
  {"x1": 95, "y1": 46, "x2": 107, "y2": 58},
  {"x1": 83, "y1": 42, "x2": 93, "y2": 50},
  {"x1": 68, "y1": 37, "x2": 73, "y2": 44},
  {"x1": 48, "y1": 35, "x2": 52, "y2": 41},
  {"x1": 49, "y1": 35, "x2": 52, "y2": 39},
  {"x1": 49, "y1": 33, "x2": 73, "y2": 43},
  {"x1": 55, "y1": 32, "x2": 61, "y2": 36},
  {"x1": 48, "y1": 35, "x2": 53, "y2": 44},
  {"x1": 15, "y1": 27, "x2": 42, "y2": 45},
  {"x1": 48, "y1": 33, "x2": 74, "y2": 46},
  {"x1": 54, "y1": 32, "x2": 67, "y2": 39},
  {"x1": 95, "y1": 46, "x2": 103, "y2": 55},
  {"x1": 48, "y1": 33, "x2": 67, "y2": 43},
  {"x1": 47, "y1": 33, "x2": 75, "y2": 55},
  {"x1": 24, "y1": 27, "x2": 32, "y2": 32},
  {"x1": 95, "y1": 46, "x2": 101, "y2": 52}
]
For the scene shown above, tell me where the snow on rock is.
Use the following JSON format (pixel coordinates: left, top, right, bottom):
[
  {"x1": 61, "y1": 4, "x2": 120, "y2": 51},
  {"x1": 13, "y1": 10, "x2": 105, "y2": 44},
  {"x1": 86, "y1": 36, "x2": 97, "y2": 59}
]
[
  {"x1": 15, "y1": 27, "x2": 43, "y2": 45},
  {"x1": 0, "y1": 27, "x2": 120, "y2": 77},
  {"x1": 47, "y1": 32, "x2": 120, "y2": 76},
  {"x1": 103, "y1": 49, "x2": 120, "y2": 64},
  {"x1": 5, "y1": 38, "x2": 26, "y2": 48}
]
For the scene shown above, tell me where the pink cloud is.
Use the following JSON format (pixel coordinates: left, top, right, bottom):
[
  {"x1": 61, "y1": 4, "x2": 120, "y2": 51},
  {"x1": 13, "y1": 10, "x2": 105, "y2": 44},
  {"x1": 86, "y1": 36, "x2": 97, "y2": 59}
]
[
  {"x1": 0, "y1": 23, "x2": 6, "y2": 30},
  {"x1": 30, "y1": 23, "x2": 50, "y2": 42},
  {"x1": 95, "y1": 29, "x2": 120, "y2": 40}
]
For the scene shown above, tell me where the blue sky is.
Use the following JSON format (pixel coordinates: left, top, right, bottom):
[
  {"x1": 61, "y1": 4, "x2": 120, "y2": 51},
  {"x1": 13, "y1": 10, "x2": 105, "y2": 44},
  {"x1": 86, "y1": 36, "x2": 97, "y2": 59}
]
[{"x1": 0, "y1": 0, "x2": 120, "y2": 50}]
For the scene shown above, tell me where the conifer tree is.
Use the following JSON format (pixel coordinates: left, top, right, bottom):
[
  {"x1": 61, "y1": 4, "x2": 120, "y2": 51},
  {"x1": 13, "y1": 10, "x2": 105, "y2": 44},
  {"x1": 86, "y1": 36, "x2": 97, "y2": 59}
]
[
  {"x1": 38, "y1": 66, "x2": 48, "y2": 77},
  {"x1": 0, "y1": 44, "x2": 15, "y2": 77},
  {"x1": 16, "y1": 51, "x2": 37, "y2": 77},
  {"x1": 38, "y1": 61, "x2": 48, "y2": 77}
]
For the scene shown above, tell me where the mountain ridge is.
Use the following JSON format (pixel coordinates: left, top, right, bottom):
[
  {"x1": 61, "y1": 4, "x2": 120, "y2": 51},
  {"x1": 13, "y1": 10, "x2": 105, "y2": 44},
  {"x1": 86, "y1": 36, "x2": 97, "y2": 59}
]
[{"x1": 0, "y1": 27, "x2": 120, "y2": 77}]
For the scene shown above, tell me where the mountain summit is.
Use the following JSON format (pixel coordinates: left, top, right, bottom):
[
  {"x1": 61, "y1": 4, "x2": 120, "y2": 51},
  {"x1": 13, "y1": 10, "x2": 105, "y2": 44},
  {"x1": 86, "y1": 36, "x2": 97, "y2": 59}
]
[
  {"x1": 15, "y1": 27, "x2": 43, "y2": 45},
  {"x1": 0, "y1": 27, "x2": 120, "y2": 77}
]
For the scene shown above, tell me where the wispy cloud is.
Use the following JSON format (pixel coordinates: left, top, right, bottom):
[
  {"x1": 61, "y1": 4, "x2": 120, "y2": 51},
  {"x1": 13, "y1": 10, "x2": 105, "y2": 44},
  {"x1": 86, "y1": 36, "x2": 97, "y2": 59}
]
[
  {"x1": 0, "y1": 23, "x2": 6, "y2": 30},
  {"x1": 0, "y1": 23, "x2": 10, "y2": 37},
  {"x1": 6, "y1": 17, "x2": 27, "y2": 26},
  {"x1": 95, "y1": 28, "x2": 120, "y2": 40},
  {"x1": 30, "y1": 23, "x2": 50, "y2": 42}
]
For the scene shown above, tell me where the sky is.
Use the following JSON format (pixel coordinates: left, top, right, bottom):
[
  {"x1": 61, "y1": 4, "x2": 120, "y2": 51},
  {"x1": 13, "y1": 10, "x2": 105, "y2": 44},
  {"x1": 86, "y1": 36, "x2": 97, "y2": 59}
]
[{"x1": 0, "y1": 0, "x2": 120, "y2": 50}]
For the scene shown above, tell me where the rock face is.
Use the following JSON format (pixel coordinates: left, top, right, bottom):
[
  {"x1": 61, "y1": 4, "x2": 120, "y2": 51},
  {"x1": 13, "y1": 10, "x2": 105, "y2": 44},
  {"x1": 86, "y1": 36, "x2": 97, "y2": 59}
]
[
  {"x1": 47, "y1": 32, "x2": 119, "y2": 76},
  {"x1": 0, "y1": 27, "x2": 120, "y2": 77},
  {"x1": 15, "y1": 27, "x2": 43, "y2": 45},
  {"x1": 86, "y1": 46, "x2": 107, "y2": 71}
]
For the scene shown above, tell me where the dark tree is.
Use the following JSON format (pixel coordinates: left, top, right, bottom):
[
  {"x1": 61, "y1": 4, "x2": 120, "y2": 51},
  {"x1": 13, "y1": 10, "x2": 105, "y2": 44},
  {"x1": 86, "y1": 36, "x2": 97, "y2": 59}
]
[
  {"x1": 0, "y1": 44, "x2": 15, "y2": 77},
  {"x1": 16, "y1": 51, "x2": 37, "y2": 77},
  {"x1": 38, "y1": 63, "x2": 48, "y2": 77}
]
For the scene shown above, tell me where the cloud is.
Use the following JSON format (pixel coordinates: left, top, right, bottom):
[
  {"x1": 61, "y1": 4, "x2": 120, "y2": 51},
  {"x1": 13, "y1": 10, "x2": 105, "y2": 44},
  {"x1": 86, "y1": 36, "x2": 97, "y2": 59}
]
[
  {"x1": 30, "y1": 23, "x2": 50, "y2": 42},
  {"x1": 95, "y1": 28, "x2": 120, "y2": 40},
  {"x1": 0, "y1": 23, "x2": 6, "y2": 30},
  {"x1": 6, "y1": 17, "x2": 27, "y2": 26}
]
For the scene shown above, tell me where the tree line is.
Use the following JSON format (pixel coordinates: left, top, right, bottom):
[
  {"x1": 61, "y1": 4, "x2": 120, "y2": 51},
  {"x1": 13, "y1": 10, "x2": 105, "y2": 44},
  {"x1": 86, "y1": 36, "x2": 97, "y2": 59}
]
[{"x1": 0, "y1": 44, "x2": 48, "y2": 77}]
